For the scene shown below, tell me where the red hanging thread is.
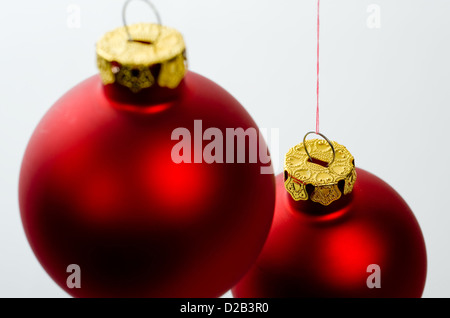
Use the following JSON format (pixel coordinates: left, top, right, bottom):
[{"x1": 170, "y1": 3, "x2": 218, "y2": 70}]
[{"x1": 316, "y1": 0, "x2": 320, "y2": 134}]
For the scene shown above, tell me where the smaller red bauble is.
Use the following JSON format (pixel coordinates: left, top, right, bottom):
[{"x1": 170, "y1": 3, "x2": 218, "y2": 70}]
[{"x1": 232, "y1": 139, "x2": 427, "y2": 298}]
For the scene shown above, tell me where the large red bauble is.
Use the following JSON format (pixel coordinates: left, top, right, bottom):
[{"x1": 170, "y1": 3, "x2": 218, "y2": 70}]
[
  {"x1": 19, "y1": 71, "x2": 275, "y2": 298},
  {"x1": 232, "y1": 168, "x2": 427, "y2": 298}
]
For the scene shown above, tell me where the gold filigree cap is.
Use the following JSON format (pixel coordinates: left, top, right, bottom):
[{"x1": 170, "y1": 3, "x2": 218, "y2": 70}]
[
  {"x1": 284, "y1": 136, "x2": 357, "y2": 206},
  {"x1": 96, "y1": 23, "x2": 187, "y2": 92}
]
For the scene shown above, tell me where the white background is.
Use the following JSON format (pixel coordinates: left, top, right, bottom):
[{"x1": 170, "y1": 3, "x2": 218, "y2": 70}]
[{"x1": 1, "y1": 0, "x2": 449, "y2": 298}]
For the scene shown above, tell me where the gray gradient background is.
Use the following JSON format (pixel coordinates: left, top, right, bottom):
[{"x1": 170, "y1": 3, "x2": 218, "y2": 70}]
[{"x1": 1, "y1": 0, "x2": 449, "y2": 298}]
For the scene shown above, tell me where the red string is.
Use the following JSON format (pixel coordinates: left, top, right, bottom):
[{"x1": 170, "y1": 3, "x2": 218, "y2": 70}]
[{"x1": 316, "y1": 0, "x2": 320, "y2": 134}]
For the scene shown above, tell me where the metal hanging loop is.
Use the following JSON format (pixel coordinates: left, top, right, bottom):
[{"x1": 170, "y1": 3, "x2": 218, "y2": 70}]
[
  {"x1": 303, "y1": 131, "x2": 336, "y2": 167},
  {"x1": 122, "y1": 0, "x2": 163, "y2": 43}
]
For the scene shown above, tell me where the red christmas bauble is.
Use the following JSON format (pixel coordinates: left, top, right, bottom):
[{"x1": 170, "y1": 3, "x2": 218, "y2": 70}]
[
  {"x1": 233, "y1": 168, "x2": 427, "y2": 298},
  {"x1": 19, "y1": 71, "x2": 275, "y2": 297}
]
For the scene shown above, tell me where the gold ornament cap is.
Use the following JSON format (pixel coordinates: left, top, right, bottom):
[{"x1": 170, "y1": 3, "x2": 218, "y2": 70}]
[
  {"x1": 96, "y1": 22, "x2": 187, "y2": 92},
  {"x1": 284, "y1": 133, "x2": 357, "y2": 206}
]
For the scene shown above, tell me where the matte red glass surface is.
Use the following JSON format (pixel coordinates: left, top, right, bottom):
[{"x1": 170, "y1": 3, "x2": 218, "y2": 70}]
[
  {"x1": 233, "y1": 169, "x2": 427, "y2": 298},
  {"x1": 19, "y1": 72, "x2": 275, "y2": 298}
]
